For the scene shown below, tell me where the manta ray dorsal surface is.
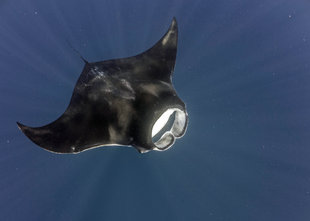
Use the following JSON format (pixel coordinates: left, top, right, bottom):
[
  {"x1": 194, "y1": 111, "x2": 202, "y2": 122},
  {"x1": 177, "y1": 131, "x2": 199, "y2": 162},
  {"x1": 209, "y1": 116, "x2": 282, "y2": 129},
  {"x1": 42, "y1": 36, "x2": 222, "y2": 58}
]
[{"x1": 17, "y1": 17, "x2": 188, "y2": 154}]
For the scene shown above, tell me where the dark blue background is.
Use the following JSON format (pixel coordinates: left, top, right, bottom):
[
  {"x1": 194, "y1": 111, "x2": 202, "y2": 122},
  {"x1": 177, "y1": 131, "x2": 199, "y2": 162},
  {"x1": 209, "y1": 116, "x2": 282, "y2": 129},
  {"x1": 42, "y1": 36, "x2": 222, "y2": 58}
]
[{"x1": 1, "y1": 0, "x2": 310, "y2": 220}]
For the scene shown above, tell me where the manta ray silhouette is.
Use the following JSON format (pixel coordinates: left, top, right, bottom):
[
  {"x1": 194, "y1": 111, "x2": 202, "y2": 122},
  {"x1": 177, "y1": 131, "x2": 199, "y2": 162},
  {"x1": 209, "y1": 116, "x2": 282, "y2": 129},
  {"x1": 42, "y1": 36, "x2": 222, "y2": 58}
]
[{"x1": 17, "y1": 18, "x2": 188, "y2": 154}]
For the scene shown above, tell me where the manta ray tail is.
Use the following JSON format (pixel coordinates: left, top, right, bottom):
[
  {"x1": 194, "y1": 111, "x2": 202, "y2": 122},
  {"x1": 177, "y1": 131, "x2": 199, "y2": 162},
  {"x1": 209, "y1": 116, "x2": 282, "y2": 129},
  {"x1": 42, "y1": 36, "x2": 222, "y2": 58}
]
[{"x1": 66, "y1": 40, "x2": 88, "y2": 64}]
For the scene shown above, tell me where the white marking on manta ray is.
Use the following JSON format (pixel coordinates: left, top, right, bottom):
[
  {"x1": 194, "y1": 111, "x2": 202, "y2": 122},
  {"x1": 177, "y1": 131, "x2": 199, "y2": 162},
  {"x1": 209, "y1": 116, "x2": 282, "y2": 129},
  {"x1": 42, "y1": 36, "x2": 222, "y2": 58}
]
[{"x1": 162, "y1": 32, "x2": 171, "y2": 45}]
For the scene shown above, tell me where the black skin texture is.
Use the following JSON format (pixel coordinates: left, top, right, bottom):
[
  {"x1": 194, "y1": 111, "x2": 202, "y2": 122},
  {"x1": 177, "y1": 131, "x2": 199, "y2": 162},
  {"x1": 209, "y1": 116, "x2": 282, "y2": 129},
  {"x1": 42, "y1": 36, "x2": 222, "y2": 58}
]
[{"x1": 17, "y1": 18, "x2": 187, "y2": 154}]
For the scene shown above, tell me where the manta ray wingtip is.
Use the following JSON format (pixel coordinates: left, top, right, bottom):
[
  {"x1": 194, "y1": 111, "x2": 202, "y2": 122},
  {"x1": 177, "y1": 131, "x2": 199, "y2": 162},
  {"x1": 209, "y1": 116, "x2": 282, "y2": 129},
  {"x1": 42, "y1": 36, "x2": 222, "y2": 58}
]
[
  {"x1": 171, "y1": 17, "x2": 177, "y2": 28},
  {"x1": 16, "y1": 122, "x2": 25, "y2": 131},
  {"x1": 16, "y1": 122, "x2": 33, "y2": 140}
]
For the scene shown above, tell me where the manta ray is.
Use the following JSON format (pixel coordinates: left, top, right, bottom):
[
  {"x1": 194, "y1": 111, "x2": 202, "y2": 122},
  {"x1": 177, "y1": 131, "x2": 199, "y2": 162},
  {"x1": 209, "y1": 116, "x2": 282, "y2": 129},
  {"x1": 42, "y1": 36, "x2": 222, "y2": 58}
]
[{"x1": 17, "y1": 18, "x2": 188, "y2": 154}]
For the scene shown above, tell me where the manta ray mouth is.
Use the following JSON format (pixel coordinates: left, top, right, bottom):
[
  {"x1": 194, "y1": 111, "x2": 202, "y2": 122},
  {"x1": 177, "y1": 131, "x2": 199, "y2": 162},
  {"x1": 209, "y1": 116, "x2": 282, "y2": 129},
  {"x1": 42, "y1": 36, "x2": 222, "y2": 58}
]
[{"x1": 151, "y1": 108, "x2": 188, "y2": 151}]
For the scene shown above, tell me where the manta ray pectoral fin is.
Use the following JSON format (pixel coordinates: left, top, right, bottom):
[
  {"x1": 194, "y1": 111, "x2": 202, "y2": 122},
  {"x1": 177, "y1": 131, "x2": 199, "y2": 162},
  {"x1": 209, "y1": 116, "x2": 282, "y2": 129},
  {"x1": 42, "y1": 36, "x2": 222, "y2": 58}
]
[
  {"x1": 16, "y1": 121, "x2": 75, "y2": 153},
  {"x1": 139, "y1": 17, "x2": 178, "y2": 82},
  {"x1": 17, "y1": 122, "x2": 49, "y2": 151}
]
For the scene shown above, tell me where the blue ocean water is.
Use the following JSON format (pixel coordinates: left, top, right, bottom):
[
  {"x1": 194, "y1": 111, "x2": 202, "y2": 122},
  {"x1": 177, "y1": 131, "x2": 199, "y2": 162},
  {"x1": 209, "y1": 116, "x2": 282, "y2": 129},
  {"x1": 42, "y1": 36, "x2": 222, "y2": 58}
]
[{"x1": 1, "y1": 0, "x2": 310, "y2": 220}]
